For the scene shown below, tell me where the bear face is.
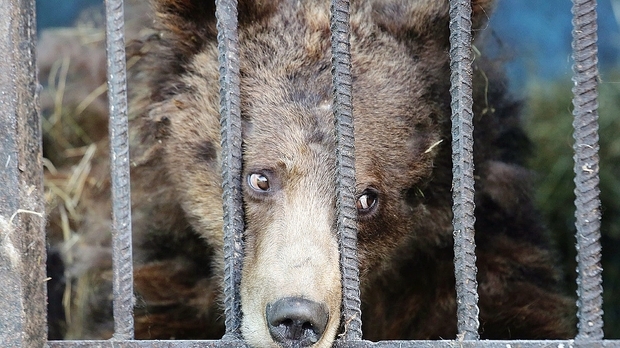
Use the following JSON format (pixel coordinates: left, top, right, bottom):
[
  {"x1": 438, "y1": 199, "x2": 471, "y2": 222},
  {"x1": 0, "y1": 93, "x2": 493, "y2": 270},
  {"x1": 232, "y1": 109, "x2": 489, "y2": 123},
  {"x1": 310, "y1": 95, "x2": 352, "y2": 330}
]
[
  {"x1": 139, "y1": 2, "x2": 474, "y2": 346},
  {"x1": 135, "y1": 0, "x2": 517, "y2": 346},
  {"x1": 45, "y1": 0, "x2": 575, "y2": 345}
]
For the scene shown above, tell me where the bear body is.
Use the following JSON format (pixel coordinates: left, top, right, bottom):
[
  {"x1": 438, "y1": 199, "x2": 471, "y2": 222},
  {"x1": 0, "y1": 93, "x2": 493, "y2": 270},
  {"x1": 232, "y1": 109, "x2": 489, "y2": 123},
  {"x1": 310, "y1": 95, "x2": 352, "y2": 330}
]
[{"x1": 44, "y1": 0, "x2": 575, "y2": 345}]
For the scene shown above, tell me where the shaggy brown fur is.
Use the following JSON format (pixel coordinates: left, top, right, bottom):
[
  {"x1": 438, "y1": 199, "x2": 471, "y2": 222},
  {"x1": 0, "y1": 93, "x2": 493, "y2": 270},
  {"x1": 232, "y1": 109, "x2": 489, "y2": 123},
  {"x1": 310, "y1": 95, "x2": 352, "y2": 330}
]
[{"x1": 44, "y1": 0, "x2": 576, "y2": 345}]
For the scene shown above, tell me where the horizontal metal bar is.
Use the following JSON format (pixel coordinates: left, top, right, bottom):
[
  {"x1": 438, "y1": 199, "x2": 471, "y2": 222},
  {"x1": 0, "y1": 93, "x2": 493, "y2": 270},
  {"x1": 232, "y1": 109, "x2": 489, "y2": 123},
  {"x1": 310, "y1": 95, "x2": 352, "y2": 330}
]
[
  {"x1": 46, "y1": 340, "x2": 620, "y2": 348},
  {"x1": 348, "y1": 341, "x2": 620, "y2": 348},
  {"x1": 47, "y1": 341, "x2": 247, "y2": 348}
]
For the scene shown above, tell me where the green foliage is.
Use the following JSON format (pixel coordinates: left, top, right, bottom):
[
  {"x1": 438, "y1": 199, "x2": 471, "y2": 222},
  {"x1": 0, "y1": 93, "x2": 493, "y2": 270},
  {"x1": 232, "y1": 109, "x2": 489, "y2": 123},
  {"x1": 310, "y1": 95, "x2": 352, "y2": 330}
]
[{"x1": 524, "y1": 71, "x2": 620, "y2": 338}]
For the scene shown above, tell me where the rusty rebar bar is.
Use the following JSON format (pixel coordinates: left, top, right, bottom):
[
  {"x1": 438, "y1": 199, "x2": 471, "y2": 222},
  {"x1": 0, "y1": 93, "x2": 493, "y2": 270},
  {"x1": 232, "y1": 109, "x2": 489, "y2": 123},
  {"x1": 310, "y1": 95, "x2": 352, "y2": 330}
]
[
  {"x1": 104, "y1": 0, "x2": 134, "y2": 340},
  {"x1": 448, "y1": 0, "x2": 480, "y2": 340},
  {"x1": 330, "y1": 0, "x2": 362, "y2": 341},
  {"x1": 571, "y1": 0, "x2": 604, "y2": 340},
  {"x1": 215, "y1": 0, "x2": 245, "y2": 339}
]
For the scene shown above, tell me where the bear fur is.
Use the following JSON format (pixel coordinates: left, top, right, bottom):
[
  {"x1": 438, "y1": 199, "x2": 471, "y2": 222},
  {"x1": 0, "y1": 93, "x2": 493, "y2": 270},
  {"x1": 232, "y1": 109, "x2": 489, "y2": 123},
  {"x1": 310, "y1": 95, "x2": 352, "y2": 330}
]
[{"x1": 43, "y1": 0, "x2": 576, "y2": 345}]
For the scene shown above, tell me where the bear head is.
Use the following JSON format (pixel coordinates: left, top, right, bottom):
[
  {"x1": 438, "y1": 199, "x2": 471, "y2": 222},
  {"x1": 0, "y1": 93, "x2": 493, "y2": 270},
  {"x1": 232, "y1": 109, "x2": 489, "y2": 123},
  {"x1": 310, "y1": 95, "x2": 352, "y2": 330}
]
[{"x1": 135, "y1": 0, "x2": 495, "y2": 346}]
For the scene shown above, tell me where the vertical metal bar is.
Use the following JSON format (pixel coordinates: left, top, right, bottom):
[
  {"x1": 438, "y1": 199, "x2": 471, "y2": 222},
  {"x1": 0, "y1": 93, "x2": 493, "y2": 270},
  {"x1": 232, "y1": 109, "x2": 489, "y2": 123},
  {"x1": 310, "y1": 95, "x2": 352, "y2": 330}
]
[
  {"x1": 104, "y1": 0, "x2": 134, "y2": 340},
  {"x1": 0, "y1": 0, "x2": 47, "y2": 346},
  {"x1": 571, "y1": 0, "x2": 604, "y2": 340},
  {"x1": 215, "y1": 0, "x2": 245, "y2": 339},
  {"x1": 448, "y1": 0, "x2": 480, "y2": 340},
  {"x1": 330, "y1": 0, "x2": 362, "y2": 341}
]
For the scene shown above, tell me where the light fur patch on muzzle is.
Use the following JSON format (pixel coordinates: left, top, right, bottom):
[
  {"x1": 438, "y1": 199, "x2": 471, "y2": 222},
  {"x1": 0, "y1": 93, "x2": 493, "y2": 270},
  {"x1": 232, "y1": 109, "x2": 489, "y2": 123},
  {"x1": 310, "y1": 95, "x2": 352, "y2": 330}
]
[{"x1": 240, "y1": 200, "x2": 342, "y2": 348}]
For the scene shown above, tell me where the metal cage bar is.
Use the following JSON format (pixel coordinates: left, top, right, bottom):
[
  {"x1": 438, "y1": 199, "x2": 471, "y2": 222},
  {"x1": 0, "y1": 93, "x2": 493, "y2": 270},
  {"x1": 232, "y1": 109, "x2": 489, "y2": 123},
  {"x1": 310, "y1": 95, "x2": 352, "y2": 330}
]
[
  {"x1": 0, "y1": 0, "x2": 46, "y2": 346},
  {"x1": 215, "y1": 0, "x2": 245, "y2": 340},
  {"x1": 44, "y1": 339, "x2": 620, "y2": 348},
  {"x1": 571, "y1": 0, "x2": 604, "y2": 341},
  {"x1": 104, "y1": 0, "x2": 135, "y2": 340},
  {"x1": 447, "y1": 0, "x2": 480, "y2": 340},
  {"x1": 330, "y1": 0, "x2": 363, "y2": 342}
]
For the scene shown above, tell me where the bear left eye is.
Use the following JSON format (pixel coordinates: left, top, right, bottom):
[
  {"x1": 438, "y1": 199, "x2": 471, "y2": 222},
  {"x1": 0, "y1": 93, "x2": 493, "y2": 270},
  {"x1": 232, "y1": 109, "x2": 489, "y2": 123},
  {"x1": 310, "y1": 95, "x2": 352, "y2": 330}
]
[
  {"x1": 356, "y1": 189, "x2": 378, "y2": 214},
  {"x1": 248, "y1": 173, "x2": 270, "y2": 192}
]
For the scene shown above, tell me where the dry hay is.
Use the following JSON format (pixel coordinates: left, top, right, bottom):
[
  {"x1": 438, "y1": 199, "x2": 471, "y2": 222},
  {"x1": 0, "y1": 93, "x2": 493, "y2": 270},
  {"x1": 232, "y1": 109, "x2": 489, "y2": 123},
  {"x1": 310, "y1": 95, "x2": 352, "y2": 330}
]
[{"x1": 41, "y1": 0, "x2": 151, "y2": 338}]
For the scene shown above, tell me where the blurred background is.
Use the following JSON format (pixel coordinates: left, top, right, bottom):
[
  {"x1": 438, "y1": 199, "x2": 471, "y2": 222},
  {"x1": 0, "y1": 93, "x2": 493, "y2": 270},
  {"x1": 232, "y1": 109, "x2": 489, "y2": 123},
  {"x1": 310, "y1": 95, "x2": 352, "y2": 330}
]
[
  {"x1": 36, "y1": 0, "x2": 620, "y2": 338},
  {"x1": 488, "y1": 0, "x2": 620, "y2": 339}
]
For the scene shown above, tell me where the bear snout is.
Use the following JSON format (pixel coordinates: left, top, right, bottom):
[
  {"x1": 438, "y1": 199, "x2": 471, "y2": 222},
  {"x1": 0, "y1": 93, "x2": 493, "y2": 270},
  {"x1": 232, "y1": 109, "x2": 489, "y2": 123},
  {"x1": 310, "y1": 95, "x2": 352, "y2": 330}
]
[{"x1": 266, "y1": 297, "x2": 329, "y2": 347}]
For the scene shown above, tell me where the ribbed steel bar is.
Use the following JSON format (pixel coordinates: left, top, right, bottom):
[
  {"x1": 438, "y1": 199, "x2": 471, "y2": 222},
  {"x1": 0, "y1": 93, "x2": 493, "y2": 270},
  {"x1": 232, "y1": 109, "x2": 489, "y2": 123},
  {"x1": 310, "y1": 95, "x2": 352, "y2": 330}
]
[
  {"x1": 330, "y1": 0, "x2": 362, "y2": 341},
  {"x1": 215, "y1": 0, "x2": 244, "y2": 339},
  {"x1": 104, "y1": 0, "x2": 134, "y2": 340},
  {"x1": 447, "y1": 0, "x2": 480, "y2": 340},
  {"x1": 571, "y1": 0, "x2": 604, "y2": 340}
]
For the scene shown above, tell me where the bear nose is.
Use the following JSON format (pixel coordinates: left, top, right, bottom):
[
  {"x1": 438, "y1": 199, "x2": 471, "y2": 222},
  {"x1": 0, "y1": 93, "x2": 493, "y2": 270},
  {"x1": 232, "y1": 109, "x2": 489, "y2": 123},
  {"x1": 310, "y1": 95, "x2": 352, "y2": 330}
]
[{"x1": 266, "y1": 297, "x2": 329, "y2": 347}]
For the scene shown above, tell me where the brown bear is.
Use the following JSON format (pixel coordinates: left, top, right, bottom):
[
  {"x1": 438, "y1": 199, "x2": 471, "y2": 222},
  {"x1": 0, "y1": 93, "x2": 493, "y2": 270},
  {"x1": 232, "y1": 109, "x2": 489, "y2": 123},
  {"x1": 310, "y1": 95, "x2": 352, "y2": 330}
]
[{"x1": 43, "y1": 0, "x2": 576, "y2": 346}]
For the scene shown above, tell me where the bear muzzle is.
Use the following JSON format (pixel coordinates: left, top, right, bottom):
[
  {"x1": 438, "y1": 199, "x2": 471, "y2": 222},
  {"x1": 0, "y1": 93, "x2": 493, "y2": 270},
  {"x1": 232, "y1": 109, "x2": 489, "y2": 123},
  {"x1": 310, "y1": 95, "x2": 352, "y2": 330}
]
[{"x1": 266, "y1": 297, "x2": 329, "y2": 347}]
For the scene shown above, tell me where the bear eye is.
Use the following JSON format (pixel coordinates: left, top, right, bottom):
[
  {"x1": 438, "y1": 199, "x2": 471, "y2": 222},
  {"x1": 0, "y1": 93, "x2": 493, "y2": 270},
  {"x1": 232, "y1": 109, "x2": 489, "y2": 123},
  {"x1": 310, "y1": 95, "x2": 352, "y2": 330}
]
[
  {"x1": 356, "y1": 189, "x2": 378, "y2": 214},
  {"x1": 248, "y1": 173, "x2": 270, "y2": 192}
]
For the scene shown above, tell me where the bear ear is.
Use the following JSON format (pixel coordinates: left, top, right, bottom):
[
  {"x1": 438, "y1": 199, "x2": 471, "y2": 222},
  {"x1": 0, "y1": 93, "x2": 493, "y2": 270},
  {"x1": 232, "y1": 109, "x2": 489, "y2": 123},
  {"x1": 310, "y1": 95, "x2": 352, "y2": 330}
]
[
  {"x1": 152, "y1": 0, "x2": 281, "y2": 55},
  {"x1": 370, "y1": 0, "x2": 494, "y2": 43}
]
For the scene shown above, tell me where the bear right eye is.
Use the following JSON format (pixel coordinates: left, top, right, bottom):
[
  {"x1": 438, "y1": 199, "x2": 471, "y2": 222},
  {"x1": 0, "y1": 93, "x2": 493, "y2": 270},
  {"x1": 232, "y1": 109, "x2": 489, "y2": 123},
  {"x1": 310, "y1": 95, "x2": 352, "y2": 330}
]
[{"x1": 248, "y1": 173, "x2": 270, "y2": 192}]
